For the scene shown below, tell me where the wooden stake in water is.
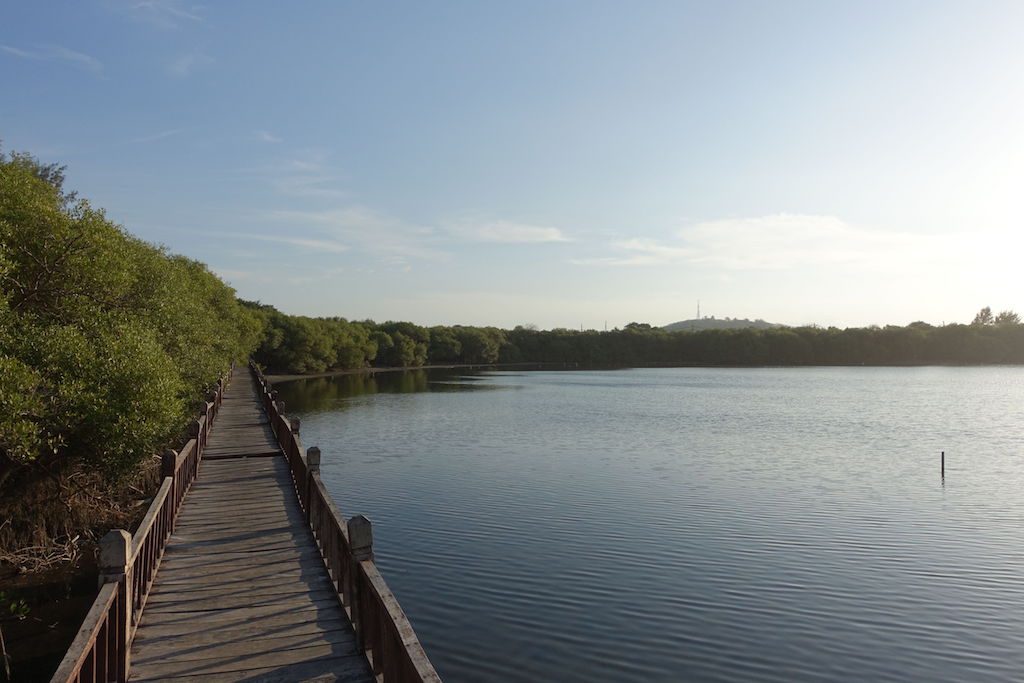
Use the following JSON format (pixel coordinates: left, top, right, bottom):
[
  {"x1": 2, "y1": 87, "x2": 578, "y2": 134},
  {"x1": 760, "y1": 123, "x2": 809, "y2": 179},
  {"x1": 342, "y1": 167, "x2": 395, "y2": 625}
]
[{"x1": 941, "y1": 450, "x2": 945, "y2": 478}]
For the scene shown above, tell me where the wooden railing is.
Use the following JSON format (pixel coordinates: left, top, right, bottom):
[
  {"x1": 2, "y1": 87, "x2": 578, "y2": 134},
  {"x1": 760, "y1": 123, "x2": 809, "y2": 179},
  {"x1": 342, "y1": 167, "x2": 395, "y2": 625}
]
[
  {"x1": 50, "y1": 368, "x2": 232, "y2": 683},
  {"x1": 251, "y1": 361, "x2": 441, "y2": 682}
]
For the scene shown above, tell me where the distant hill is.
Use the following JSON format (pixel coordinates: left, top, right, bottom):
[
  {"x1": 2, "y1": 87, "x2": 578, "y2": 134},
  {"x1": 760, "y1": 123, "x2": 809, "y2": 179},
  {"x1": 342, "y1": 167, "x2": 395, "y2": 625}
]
[{"x1": 662, "y1": 317, "x2": 784, "y2": 332}]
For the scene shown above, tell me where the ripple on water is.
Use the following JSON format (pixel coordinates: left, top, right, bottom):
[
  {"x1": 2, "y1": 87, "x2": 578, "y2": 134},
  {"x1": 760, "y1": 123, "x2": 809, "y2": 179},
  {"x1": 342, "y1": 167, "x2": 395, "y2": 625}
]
[{"x1": 279, "y1": 367, "x2": 1024, "y2": 682}]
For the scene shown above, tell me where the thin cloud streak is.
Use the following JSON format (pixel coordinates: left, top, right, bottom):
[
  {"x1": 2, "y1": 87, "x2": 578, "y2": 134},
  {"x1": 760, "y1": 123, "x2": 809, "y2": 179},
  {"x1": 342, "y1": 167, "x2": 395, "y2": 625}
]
[
  {"x1": 216, "y1": 232, "x2": 350, "y2": 254},
  {"x1": 269, "y1": 206, "x2": 447, "y2": 263},
  {"x1": 252, "y1": 153, "x2": 349, "y2": 199},
  {"x1": 449, "y1": 219, "x2": 571, "y2": 243},
  {"x1": 573, "y1": 214, "x2": 976, "y2": 271},
  {"x1": 1, "y1": 44, "x2": 103, "y2": 75},
  {"x1": 119, "y1": 0, "x2": 204, "y2": 28}
]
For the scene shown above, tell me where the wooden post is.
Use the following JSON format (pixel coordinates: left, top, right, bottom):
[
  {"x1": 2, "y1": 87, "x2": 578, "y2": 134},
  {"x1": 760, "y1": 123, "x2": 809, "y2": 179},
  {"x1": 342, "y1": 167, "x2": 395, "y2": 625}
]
[
  {"x1": 161, "y1": 449, "x2": 177, "y2": 480},
  {"x1": 291, "y1": 418, "x2": 303, "y2": 459},
  {"x1": 188, "y1": 419, "x2": 202, "y2": 456},
  {"x1": 99, "y1": 529, "x2": 132, "y2": 677},
  {"x1": 305, "y1": 447, "x2": 320, "y2": 522},
  {"x1": 941, "y1": 450, "x2": 945, "y2": 478},
  {"x1": 276, "y1": 399, "x2": 286, "y2": 415},
  {"x1": 347, "y1": 515, "x2": 373, "y2": 649},
  {"x1": 348, "y1": 515, "x2": 373, "y2": 562},
  {"x1": 99, "y1": 529, "x2": 131, "y2": 586}
]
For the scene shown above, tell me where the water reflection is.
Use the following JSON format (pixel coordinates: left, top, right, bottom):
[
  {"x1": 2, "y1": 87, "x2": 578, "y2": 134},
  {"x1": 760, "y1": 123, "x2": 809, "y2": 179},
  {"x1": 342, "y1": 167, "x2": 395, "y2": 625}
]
[
  {"x1": 275, "y1": 369, "x2": 509, "y2": 413},
  {"x1": 278, "y1": 367, "x2": 1024, "y2": 683}
]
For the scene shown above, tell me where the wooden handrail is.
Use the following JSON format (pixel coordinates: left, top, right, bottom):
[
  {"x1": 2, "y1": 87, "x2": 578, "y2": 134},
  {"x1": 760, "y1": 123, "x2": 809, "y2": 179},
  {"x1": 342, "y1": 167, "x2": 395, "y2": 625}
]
[
  {"x1": 249, "y1": 360, "x2": 442, "y2": 682},
  {"x1": 51, "y1": 366, "x2": 233, "y2": 683},
  {"x1": 49, "y1": 583, "x2": 124, "y2": 683},
  {"x1": 358, "y1": 561, "x2": 441, "y2": 682}
]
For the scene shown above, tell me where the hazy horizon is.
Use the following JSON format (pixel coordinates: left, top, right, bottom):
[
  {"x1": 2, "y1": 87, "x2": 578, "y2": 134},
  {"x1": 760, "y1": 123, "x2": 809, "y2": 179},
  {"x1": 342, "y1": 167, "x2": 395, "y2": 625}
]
[{"x1": 3, "y1": 1, "x2": 1021, "y2": 329}]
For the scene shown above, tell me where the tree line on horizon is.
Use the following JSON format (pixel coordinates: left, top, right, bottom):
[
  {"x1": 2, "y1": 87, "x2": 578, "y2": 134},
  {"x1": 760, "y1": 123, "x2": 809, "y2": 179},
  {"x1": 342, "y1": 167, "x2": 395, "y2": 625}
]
[
  {"x1": 248, "y1": 304, "x2": 1024, "y2": 375},
  {"x1": 2, "y1": 147, "x2": 1022, "y2": 510}
]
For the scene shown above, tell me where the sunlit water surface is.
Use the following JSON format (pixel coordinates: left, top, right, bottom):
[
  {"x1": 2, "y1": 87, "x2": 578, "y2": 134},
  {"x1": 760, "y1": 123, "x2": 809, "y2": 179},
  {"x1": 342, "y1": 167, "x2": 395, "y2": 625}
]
[{"x1": 277, "y1": 367, "x2": 1024, "y2": 682}]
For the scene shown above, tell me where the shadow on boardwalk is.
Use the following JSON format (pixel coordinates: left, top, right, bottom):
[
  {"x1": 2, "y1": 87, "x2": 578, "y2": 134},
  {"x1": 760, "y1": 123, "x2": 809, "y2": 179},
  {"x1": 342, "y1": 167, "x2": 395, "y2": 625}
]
[{"x1": 128, "y1": 373, "x2": 374, "y2": 682}]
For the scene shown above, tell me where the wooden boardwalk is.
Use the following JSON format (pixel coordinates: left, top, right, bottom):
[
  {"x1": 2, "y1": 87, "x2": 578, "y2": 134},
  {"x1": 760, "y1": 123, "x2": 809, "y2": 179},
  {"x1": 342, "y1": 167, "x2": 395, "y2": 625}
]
[{"x1": 128, "y1": 372, "x2": 375, "y2": 682}]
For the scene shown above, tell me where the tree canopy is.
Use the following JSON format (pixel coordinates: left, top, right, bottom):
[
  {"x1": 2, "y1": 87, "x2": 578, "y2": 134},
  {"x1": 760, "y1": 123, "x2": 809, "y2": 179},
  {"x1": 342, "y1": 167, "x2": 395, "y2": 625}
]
[{"x1": 0, "y1": 150, "x2": 261, "y2": 485}]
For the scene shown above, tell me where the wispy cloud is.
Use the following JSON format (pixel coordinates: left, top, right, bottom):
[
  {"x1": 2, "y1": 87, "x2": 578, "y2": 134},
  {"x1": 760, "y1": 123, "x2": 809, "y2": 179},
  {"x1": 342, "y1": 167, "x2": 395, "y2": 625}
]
[
  {"x1": 255, "y1": 130, "x2": 282, "y2": 144},
  {"x1": 167, "y1": 51, "x2": 213, "y2": 77},
  {"x1": 269, "y1": 206, "x2": 446, "y2": 263},
  {"x1": 128, "y1": 128, "x2": 185, "y2": 144},
  {"x1": 117, "y1": 0, "x2": 204, "y2": 28},
  {"x1": 571, "y1": 238, "x2": 694, "y2": 266},
  {"x1": 215, "y1": 232, "x2": 350, "y2": 254},
  {"x1": 247, "y1": 152, "x2": 348, "y2": 199},
  {"x1": 573, "y1": 214, "x2": 971, "y2": 270},
  {"x1": 1, "y1": 44, "x2": 103, "y2": 75},
  {"x1": 448, "y1": 219, "x2": 571, "y2": 244}
]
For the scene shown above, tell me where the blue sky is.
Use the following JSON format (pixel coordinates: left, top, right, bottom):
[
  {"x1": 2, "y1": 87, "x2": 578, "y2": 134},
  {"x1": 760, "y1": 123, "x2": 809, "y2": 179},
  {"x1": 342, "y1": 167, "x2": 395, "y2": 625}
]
[{"x1": 2, "y1": 1, "x2": 1022, "y2": 328}]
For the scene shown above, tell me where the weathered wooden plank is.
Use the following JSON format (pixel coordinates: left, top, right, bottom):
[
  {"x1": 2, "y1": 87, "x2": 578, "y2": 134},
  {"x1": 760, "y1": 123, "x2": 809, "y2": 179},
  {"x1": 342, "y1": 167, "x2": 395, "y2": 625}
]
[
  {"x1": 132, "y1": 615, "x2": 349, "y2": 648},
  {"x1": 133, "y1": 604, "x2": 349, "y2": 640},
  {"x1": 148, "y1": 564, "x2": 332, "y2": 588},
  {"x1": 128, "y1": 655, "x2": 371, "y2": 682},
  {"x1": 127, "y1": 370, "x2": 373, "y2": 683},
  {"x1": 162, "y1": 540, "x2": 317, "y2": 557},
  {"x1": 145, "y1": 576, "x2": 333, "y2": 603},
  {"x1": 133, "y1": 593, "x2": 339, "y2": 631},
  {"x1": 143, "y1": 588, "x2": 339, "y2": 614},
  {"x1": 132, "y1": 628, "x2": 357, "y2": 665},
  {"x1": 128, "y1": 645, "x2": 369, "y2": 680},
  {"x1": 50, "y1": 583, "x2": 119, "y2": 682},
  {"x1": 156, "y1": 547, "x2": 324, "y2": 568}
]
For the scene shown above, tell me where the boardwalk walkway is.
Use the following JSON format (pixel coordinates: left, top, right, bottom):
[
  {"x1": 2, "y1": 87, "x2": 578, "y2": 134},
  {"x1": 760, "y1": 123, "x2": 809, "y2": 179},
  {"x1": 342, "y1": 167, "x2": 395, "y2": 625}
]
[{"x1": 128, "y1": 372, "x2": 374, "y2": 682}]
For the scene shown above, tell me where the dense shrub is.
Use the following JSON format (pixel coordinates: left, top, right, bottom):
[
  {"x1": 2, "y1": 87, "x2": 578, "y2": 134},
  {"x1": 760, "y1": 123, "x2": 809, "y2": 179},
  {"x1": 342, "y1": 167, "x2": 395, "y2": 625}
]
[{"x1": 0, "y1": 151, "x2": 261, "y2": 485}]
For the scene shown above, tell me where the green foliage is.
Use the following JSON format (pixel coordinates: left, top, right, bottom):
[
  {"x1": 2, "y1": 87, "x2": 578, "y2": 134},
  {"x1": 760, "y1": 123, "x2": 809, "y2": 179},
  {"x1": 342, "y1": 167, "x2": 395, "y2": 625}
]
[
  {"x1": 245, "y1": 302, "x2": 378, "y2": 373},
  {"x1": 973, "y1": 306, "x2": 994, "y2": 326},
  {"x1": 453, "y1": 326, "x2": 503, "y2": 364},
  {"x1": 995, "y1": 310, "x2": 1021, "y2": 325},
  {"x1": 0, "y1": 150, "x2": 259, "y2": 481},
  {"x1": 428, "y1": 326, "x2": 462, "y2": 362},
  {"x1": 0, "y1": 591, "x2": 29, "y2": 620}
]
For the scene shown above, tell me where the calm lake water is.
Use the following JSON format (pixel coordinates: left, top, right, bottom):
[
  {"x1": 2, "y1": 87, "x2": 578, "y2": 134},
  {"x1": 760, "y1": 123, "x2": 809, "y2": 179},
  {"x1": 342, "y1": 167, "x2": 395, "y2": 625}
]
[{"x1": 276, "y1": 367, "x2": 1024, "y2": 682}]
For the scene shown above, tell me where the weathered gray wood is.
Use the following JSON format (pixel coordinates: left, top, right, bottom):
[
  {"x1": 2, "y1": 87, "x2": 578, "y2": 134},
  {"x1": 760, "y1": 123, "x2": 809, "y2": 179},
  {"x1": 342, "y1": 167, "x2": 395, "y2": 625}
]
[
  {"x1": 99, "y1": 529, "x2": 131, "y2": 586},
  {"x1": 161, "y1": 449, "x2": 177, "y2": 479},
  {"x1": 131, "y1": 604, "x2": 351, "y2": 640},
  {"x1": 348, "y1": 515, "x2": 373, "y2": 562},
  {"x1": 128, "y1": 645, "x2": 368, "y2": 679},
  {"x1": 142, "y1": 588, "x2": 340, "y2": 614},
  {"x1": 49, "y1": 583, "x2": 120, "y2": 683},
  {"x1": 151, "y1": 563, "x2": 336, "y2": 588},
  {"x1": 128, "y1": 372, "x2": 373, "y2": 683},
  {"x1": 128, "y1": 654, "x2": 371, "y2": 682},
  {"x1": 129, "y1": 480, "x2": 171, "y2": 562},
  {"x1": 132, "y1": 628, "x2": 357, "y2": 665},
  {"x1": 144, "y1": 576, "x2": 334, "y2": 604},
  {"x1": 131, "y1": 616, "x2": 350, "y2": 649}
]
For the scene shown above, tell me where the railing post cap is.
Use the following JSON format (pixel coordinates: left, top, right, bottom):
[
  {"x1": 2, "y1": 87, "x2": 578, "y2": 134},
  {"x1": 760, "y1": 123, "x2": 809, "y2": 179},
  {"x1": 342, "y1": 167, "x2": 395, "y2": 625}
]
[
  {"x1": 290, "y1": 417, "x2": 301, "y2": 434},
  {"x1": 99, "y1": 529, "x2": 131, "y2": 569},
  {"x1": 306, "y1": 446, "x2": 321, "y2": 467},
  {"x1": 348, "y1": 514, "x2": 373, "y2": 560},
  {"x1": 161, "y1": 449, "x2": 177, "y2": 477},
  {"x1": 188, "y1": 420, "x2": 200, "y2": 437}
]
